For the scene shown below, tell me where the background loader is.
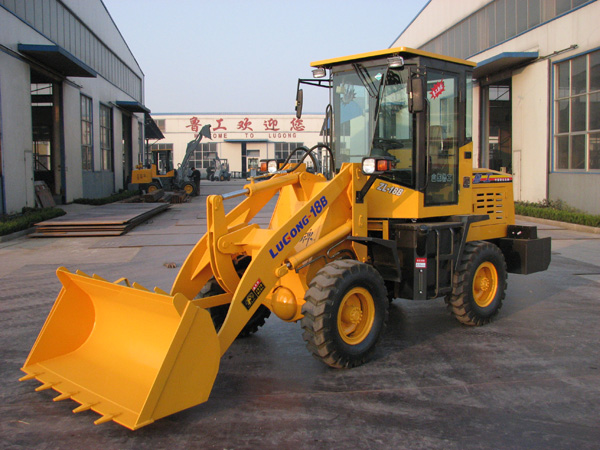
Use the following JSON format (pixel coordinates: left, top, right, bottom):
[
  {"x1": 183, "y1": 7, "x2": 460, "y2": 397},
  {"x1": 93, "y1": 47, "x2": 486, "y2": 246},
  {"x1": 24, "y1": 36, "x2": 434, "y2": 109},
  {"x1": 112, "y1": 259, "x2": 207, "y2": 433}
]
[
  {"x1": 21, "y1": 47, "x2": 550, "y2": 429},
  {"x1": 131, "y1": 124, "x2": 212, "y2": 195},
  {"x1": 206, "y1": 155, "x2": 231, "y2": 181}
]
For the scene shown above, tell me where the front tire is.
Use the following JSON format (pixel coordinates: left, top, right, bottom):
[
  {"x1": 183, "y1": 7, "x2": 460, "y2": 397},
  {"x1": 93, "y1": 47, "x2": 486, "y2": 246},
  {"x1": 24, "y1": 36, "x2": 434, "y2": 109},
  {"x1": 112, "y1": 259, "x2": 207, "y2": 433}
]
[
  {"x1": 147, "y1": 182, "x2": 160, "y2": 193},
  {"x1": 445, "y1": 241, "x2": 507, "y2": 326},
  {"x1": 201, "y1": 256, "x2": 271, "y2": 338},
  {"x1": 301, "y1": 260, "x2": 388, "y2": 368}
]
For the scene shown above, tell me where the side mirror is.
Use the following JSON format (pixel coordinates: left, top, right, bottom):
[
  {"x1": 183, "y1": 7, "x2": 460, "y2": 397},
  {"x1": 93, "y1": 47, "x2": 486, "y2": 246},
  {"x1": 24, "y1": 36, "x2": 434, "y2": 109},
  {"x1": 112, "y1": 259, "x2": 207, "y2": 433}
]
[
  {"x1": 295, "y1": 88, "x2": 303, "y2": 119},
  {"x1": 409, "y1": 76, "x2": 425, "y2": 113}
]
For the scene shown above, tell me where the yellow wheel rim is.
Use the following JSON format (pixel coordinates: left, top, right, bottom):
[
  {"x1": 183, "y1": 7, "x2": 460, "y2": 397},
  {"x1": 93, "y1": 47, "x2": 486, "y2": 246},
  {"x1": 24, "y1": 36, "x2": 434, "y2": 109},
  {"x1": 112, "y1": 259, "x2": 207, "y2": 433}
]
[
  {"x1": 147, "y1": 185, "x2": 158, "y2": 193},
  {"x1": 472, "y1": 261, "x2": 498, "y2": 307},
  {"x1": 337, "y1": 287, "x2": 375, "y2": 345},
  {"x1": 184, "y1": 184, "x2": 194, "y2": 194}
]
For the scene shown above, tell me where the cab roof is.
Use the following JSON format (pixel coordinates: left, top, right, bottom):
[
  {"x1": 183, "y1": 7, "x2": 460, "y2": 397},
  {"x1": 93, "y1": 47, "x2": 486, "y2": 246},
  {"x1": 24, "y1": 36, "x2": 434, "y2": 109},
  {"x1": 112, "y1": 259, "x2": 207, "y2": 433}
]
[{"x1": 310, "y1": 46, "x2": 476, "y2": 68}]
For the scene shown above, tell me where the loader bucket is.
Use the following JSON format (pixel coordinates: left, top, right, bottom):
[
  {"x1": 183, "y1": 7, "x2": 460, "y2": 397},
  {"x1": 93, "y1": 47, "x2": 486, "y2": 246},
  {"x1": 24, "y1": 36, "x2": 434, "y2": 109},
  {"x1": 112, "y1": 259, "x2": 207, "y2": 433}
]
[{"x1": 20, "y1": 267, "x2": 220, "y2": 430}]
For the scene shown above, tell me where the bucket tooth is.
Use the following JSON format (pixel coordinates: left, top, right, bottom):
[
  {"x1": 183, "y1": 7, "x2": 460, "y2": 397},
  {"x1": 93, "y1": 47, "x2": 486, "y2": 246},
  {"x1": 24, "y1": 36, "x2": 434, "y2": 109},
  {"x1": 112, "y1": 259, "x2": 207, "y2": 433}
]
[
  {"x1": 53, "y1": 392, "x2": 75, "y2": 402},
  {"x1": 132, "y1": 282, "x2": 150, "y2": 291},
  {"x1": 19, "y1": 373, "x2": 39, "y2": 381},
  {"x1": 94, "y1": 414, "x2": 119, "y2": 425},
  {"x1": 154, "y1": 287, "x2": 168, "y2": 295},
  {"x1": 75, "y1": 269, "x2": 90, "y2": 277},
  {"x1": 114, "y1": 277, "x2": 131, "y2": 287},
  {"x1": 35, "y1": 382, "x2": 57, "y2": 391},
  {"x1": 92, "y1": 274, "x2": 107, "y2": 282},
  {"x1": 73, "y1": 403, "x2": 95, "y2": 413}
]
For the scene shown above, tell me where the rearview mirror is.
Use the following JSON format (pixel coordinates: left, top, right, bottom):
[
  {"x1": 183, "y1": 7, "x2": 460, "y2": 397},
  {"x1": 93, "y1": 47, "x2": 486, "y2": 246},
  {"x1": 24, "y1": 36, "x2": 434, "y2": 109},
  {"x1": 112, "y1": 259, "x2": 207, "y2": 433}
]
[
  {"x1": 409, "y1": 76, "x2": 424, "y2": 113},
  {"x1": 295, "y1": 88, "x2": 303, "y2": 119}
]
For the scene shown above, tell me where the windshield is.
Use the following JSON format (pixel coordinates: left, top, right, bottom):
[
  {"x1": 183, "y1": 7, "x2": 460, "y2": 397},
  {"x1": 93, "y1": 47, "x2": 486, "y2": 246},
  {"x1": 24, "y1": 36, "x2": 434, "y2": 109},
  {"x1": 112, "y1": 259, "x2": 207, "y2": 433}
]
[
  {"x1": 372, "y1": 68, "x2": 414, "y2": 187},
  {"x1": 332, "y1": 64, "x2": 385, "y2": 165},
  {"x1": 332, "y1": 65, "x2": 414, "y2": 186}
]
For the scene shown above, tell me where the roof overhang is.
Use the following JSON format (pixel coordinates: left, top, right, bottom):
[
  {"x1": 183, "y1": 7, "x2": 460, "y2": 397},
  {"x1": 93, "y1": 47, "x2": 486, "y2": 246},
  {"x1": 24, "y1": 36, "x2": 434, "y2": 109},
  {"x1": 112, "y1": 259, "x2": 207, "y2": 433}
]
[
  {"x1": 144, "y1": 114, "x2": 164, "y2": 140},
  {"x1": 18, "y1": 44, "x2": 97, "y2": 78},
  {"x1": 473, "y1": 51, "x2": 539, "y2": 79},
  {"x1": 116, "y1": 101, "x2": 151, "y2": 114}
]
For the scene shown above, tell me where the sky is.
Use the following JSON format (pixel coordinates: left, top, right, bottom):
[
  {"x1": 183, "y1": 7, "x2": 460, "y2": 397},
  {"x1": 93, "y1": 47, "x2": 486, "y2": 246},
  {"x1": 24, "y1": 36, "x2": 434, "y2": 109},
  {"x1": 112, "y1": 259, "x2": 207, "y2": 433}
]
[{"x1": 102, "y1": 0, "x2": 429, "y2": 114}]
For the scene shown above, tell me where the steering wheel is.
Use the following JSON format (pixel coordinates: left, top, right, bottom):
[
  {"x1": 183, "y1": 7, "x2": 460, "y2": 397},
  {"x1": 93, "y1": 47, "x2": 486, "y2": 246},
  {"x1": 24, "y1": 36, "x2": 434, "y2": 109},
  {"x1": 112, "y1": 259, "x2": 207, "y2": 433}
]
[{"x1": 372, "y1": 138, "x2": 404, "y2": 151}]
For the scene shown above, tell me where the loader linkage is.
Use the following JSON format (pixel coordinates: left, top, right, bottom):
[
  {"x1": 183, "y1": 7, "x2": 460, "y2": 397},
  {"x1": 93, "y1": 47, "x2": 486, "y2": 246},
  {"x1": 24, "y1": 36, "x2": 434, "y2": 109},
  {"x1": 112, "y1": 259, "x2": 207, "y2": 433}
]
[{"x1": 21, "y1": 163, "x2": 365, "y2": 429}]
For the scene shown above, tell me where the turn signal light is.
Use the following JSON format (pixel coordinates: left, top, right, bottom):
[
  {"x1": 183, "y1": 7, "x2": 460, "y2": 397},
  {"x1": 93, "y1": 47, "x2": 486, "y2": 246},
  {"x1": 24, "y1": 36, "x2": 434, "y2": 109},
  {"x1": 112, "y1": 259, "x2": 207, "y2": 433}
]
[
  {"x1": 259, "y1": 159, "x2": 285, "y2": 174},
  {"x1": 362, "y1": 156, "x2": 394, "y2": 175},
  {"x1": 377, "y1": 159, "x2": 392, "y2": 172}
]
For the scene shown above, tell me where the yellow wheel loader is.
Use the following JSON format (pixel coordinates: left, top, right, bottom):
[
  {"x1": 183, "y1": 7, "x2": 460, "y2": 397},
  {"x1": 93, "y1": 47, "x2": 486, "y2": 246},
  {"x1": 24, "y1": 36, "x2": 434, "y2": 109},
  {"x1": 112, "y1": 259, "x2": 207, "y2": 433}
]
[
  {"x1": 131, "y1": 124, "x2": 211, "y2": 196},
  {"x1": 21, "y1": 47, "x2": 551, "y2": 429}
]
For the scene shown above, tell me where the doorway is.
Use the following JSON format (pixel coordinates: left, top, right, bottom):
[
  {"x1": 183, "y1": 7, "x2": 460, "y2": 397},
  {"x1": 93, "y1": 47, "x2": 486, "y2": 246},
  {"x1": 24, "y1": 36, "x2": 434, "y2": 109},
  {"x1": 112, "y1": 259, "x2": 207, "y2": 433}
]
[
  {"x1": 30, "y1": 76, "x2": 63, "y2": 200},
  {"x1": 481, "y1": 80, "x2": 512, "y2": 173},
  {"x1": 122, "y1": 114, "x2": 132, "y2": 186}
]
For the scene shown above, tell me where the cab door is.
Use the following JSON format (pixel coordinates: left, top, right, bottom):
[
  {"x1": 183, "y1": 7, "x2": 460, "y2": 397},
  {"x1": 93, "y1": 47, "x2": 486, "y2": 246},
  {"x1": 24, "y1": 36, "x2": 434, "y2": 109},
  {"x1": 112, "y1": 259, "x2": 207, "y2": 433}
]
[{"x1": 424, "y1": 69, "x2": 460, "y2": 206}]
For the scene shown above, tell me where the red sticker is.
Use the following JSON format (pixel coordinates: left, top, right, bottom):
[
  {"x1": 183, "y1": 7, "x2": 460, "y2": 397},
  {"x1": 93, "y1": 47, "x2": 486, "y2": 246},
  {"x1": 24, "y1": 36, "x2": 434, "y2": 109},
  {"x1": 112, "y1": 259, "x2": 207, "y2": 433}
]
[
  {"x1": 430, "y1": 80, "x2": 445, "y2": 99},
  {"x1": 415, "y1": 258, "x2": 427, "y2": 269}
]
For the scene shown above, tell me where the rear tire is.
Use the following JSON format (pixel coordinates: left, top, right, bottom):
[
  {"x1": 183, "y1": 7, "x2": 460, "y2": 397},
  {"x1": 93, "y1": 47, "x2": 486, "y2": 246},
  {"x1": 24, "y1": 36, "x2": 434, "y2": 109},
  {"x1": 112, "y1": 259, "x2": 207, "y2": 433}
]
[
  {"x1": 301, "y1": 260, "x2": 388, "y2": 368},
  {"x1": 445, "y1": 241, "x2": 507, "y2": 326},
  {"x1": 183, "y1": 182, "x2": 196, "y2": 196}
]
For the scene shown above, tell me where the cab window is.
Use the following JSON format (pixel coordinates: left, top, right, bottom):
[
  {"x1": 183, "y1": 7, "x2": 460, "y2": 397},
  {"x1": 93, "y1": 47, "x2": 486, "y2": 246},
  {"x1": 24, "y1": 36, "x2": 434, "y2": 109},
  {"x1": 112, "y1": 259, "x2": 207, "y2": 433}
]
[
  {"x1": 425, "y1": 70, "x2": 459, "y2": 206},
  {"x1": 372, "y1": 68, "x2": 414, "y2": 187}
]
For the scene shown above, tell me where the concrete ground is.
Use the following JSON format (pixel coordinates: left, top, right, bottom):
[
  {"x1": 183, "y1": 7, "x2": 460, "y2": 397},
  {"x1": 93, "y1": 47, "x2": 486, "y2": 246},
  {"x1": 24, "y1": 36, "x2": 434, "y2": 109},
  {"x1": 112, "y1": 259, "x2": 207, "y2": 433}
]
[{"x1": 1, "y1": 180, "x2": 599, "y2": 449}]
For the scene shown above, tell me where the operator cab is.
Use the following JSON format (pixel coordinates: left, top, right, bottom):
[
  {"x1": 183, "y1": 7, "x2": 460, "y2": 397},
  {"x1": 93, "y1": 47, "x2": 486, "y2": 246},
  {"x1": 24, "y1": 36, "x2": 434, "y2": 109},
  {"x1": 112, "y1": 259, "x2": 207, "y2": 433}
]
[
  {"x1": 303, "y1": 47, "x2": 475, "y2": 208},
  {"x1": 151, "y1": 148, "x2": 174, "y2": 175}
]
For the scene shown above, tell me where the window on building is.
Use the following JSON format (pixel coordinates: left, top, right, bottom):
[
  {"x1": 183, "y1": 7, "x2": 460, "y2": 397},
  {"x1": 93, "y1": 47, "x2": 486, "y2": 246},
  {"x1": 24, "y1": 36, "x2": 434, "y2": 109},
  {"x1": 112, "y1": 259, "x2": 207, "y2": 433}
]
[
  {"x1": 81, "y1": 95, "x2": 93, "y2": 171},
  {"x1": 155, "y1": 119, "x2": 166, "y2": 132},
  {"x1": 150, "y1": 143, "x2": 174, "y2": 151},
  {"x1": 275, "y1": 142, "x2": 306, "y2": 165},
  {"x1": 554, "y1": 50, "x2": 600, "y2": 171},
  {"x1": 32, "y1": 83, "x2": 53, "y2": 173},
  {"x1": 99, "y1": 104, "x2": 113, "y2": 171},
  {"x1": 189, "y1": 142, "x2": 219, "y2": 169}
]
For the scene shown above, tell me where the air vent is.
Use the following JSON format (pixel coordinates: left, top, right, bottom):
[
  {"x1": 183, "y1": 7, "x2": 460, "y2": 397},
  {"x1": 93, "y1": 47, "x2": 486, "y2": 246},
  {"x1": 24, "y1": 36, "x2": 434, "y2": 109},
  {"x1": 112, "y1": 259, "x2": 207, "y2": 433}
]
[{"x1": 475, "y1": 192, "x2": 504, "y2": 220}]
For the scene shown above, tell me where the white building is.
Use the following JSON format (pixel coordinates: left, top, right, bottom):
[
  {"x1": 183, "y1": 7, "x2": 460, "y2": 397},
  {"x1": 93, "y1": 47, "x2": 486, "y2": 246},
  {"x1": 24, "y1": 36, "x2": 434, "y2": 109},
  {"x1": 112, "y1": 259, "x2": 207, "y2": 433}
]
[
  {"x1": 151, "y1": 113, "x2": 325, "y2": 178},
  {"x1": 0, "y1": 0, "x2": 155, "y2": 214},
  {"x1": 393, "y1": 0, "x2": 600, "y2": 213}
]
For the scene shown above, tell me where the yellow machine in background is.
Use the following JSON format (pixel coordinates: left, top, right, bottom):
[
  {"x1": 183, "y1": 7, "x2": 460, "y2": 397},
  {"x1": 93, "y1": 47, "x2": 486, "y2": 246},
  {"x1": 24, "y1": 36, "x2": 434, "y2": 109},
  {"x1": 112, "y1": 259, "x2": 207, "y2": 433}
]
[
  {"x1": 21, "y1": 48, "x2": 550, "y2": 429},
  {"x1": 131, "y1": 124, "x2": 211, "y2": 195}
]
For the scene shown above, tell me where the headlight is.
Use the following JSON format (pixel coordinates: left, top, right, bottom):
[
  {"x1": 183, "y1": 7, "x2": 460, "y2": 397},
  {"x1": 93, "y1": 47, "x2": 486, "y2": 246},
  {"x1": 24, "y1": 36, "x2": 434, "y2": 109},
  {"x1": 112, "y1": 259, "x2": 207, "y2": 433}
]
[
  {"x1": 267, "y1": 160, "x2": 279, "y2": 173},
  {"x1": 362, "y1": 158, "x2": 376, "y2": 174},
  {"x1": 362, "y1": 156, "x2": 394, "y2": 175}
]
